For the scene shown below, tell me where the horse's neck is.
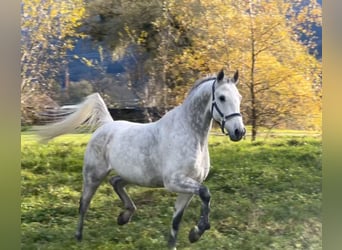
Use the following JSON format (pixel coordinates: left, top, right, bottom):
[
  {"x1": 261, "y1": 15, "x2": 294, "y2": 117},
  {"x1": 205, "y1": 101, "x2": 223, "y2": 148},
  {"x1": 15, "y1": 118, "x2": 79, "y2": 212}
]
[{"x1": 180, "y1": 81, "x2": 213, "y2": 141}]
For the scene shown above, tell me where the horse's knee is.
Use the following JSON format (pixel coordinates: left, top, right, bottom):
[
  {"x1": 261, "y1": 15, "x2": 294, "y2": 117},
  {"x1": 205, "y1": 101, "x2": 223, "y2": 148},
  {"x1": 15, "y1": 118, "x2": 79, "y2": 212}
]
[
  {"x1": 198, "y1": 185, "x2": 211, "y2": 222},
  {"x1": 163, "y1": 174, "x2": 202, "y2": 194},
  {"x1": 199, "y1": 185, "x2": 211, "y2": 203}
]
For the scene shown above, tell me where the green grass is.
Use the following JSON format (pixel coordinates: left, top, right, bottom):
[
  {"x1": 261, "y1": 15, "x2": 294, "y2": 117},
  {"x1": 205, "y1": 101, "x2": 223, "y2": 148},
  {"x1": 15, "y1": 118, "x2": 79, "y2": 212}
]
[{"x1": 21, "y1": 132, "x2": 322, "y2": 249}]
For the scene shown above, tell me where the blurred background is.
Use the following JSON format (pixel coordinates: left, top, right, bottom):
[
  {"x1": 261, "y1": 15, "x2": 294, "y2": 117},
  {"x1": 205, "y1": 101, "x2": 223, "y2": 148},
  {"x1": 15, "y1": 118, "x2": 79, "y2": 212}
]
[{"x1": 21, "y1": 0, "x2": 322, "y2": 141}]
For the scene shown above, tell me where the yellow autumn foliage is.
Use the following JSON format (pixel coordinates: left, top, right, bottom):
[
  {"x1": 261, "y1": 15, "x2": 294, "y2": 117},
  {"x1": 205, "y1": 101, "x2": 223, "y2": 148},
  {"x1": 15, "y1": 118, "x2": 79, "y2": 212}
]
[{"x1": 157, "y1": 0, "x2": 321, "y2": 133}]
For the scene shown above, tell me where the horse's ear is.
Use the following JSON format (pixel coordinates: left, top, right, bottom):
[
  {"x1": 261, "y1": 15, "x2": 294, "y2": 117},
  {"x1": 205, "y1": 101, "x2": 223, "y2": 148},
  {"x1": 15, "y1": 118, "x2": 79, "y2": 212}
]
[
  {"x1": 233, "y1": 70, "x2": 239, "y2": 84},
  {"x1": 217, "y1": 69, "x2": 224, "y2": 82}
]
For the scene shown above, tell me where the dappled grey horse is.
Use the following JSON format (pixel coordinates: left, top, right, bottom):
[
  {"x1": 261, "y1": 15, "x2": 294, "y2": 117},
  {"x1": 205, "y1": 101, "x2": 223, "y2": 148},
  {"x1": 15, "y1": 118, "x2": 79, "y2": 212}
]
[{"x1": 36, "y1": 69, "x2": 245, "y2": 249}]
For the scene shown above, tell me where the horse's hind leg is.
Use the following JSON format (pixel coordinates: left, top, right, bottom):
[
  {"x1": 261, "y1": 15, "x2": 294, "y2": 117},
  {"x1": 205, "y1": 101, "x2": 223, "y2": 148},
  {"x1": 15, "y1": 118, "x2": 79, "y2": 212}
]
[
  {"x1": 168, "y1": 193, "x2": 193, "y2": 250},
  {"x1": 109, "y1": 176, "x2": 136, "y2": 225},
  {"x1": 75, "y1": 164, "x2": 109, "y2": 241}
]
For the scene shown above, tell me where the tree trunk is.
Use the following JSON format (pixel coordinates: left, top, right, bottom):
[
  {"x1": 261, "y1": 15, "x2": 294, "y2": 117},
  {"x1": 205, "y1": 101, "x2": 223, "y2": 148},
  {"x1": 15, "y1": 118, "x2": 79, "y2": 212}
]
[
  {"x1": 251, "y1": 108, "x2": 257, "y2": 141},
  {"x1": 249, "y1": 1, "x2": 257, "y2": 141},
  {"x1": 250, "y1": 82, "x2": 257, "y2": 141}
]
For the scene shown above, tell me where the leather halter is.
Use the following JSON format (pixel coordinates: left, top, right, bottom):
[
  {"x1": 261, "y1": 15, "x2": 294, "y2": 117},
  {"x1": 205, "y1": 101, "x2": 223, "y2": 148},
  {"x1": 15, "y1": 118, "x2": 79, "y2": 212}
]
[{"x1": 210, "y1": 79, "x2": 242, "y2": 135}]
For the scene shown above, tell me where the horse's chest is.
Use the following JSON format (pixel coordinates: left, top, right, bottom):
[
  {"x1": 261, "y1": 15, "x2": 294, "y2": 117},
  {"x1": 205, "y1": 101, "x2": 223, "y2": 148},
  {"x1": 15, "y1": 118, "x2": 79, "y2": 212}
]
[
  {"x1": 195, "y1": 153, "x2": 210, "y2": 181},
  {"x1": 181, "y1": 148, "x2": 210, "y2": 182}
]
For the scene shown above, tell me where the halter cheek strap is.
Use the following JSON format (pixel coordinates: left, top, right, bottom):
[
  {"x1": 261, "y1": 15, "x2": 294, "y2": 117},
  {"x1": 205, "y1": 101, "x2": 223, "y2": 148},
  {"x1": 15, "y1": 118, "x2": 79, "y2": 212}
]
[{"x1": 211, "y1": 80, "x2": 242, "y2": 135}]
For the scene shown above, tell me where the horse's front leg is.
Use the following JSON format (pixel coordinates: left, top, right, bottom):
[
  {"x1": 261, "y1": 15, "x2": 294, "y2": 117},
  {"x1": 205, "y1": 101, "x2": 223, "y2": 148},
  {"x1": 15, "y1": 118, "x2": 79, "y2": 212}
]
[
  {"x1": 188, "y1": 185, "x2": 211, "y2": 243},
  {"x1": 168, "y1": 193, "x2": 194, "y2": 249},
  {"x1": 164, "y1": 175, "x2": 211, "y2": 248}
]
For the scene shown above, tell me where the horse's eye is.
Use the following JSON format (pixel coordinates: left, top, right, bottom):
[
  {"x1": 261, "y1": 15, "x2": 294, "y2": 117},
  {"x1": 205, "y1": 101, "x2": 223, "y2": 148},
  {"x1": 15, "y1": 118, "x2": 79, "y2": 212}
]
[{"x1": 219, "y1": 96, "x2": 226, "y2": 102}]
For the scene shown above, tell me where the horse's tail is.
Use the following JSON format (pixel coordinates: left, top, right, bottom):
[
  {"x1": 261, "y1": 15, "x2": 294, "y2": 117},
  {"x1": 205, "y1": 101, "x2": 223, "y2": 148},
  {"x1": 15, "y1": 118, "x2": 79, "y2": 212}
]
[{"x1": 34, "y1": 93, "x2": 113, "y2": 143}]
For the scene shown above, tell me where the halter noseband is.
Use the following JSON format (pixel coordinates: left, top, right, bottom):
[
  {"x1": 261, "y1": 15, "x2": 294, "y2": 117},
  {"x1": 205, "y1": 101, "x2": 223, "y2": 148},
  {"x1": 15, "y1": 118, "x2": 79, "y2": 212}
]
[{"x1": 211, "y1": 79, "x2": 242, "y2": 135}]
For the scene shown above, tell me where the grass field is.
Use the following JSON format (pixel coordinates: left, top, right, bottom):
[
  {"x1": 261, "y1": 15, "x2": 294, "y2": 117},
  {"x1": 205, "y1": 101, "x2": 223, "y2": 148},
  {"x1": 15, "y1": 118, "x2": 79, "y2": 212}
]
[{"x1": 21, "y1": 131, "x2": 322, "y2": 249}]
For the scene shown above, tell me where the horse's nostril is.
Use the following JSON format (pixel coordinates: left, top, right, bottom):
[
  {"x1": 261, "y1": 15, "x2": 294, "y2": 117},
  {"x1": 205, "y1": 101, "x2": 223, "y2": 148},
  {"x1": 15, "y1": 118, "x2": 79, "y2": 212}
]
[{"x1": 234, "y1": 129, "x2": 240, "y2": 137}]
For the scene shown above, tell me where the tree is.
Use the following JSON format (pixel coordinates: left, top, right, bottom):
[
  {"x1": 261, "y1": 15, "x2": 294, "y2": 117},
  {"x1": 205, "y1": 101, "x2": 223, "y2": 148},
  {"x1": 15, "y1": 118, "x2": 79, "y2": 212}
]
[
  {"x1": 161, "y1": 0, "x2": 322, "y2": 140},
  {"x1": 82, "y1": 0, "x2": 193, "y2": 108},
  {"x1": 59, "y1": 80, "x2": 93, "y2": 104},
  {"x1": 78, "y1": 0, "x2": 322, "y2": 140},
  {"x1": 83, "y1": 0, "x2": 162, "y2": 51},
  {"x1": 21, "y1": 0, "x2": 85, "y2": 124},
  {"x1": 235, "y1": 0, "x2": 322, "y2": 140}
]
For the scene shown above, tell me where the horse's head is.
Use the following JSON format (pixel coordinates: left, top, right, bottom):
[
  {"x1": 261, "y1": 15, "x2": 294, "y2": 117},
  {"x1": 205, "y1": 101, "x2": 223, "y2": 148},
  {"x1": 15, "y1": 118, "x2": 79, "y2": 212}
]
[{"x1": 211, "y1": 69, "x2": 246, "y2": 141}]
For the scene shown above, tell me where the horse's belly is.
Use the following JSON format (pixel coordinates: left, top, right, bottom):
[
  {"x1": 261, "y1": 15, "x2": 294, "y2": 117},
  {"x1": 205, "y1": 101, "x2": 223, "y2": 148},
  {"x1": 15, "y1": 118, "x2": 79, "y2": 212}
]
[
  {"x1": 121, "y1": 172, "x2": 164, "y2": 187},
  {"x1": 108, "y1": 149, "x2": 164, "y2": 186},
  {"x1": 100, "y1": 121, "x2": 163, "y2": 187},
  {"x1": 106, "y1": 136, "x2": 163, "y2": 187}
]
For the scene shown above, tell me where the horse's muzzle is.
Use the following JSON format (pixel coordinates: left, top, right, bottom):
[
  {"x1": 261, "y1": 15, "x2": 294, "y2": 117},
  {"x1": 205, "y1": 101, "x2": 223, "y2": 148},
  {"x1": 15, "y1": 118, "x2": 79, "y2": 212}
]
[{"x1": 229, "y1": 127, "x2": 246, "y2": 141}]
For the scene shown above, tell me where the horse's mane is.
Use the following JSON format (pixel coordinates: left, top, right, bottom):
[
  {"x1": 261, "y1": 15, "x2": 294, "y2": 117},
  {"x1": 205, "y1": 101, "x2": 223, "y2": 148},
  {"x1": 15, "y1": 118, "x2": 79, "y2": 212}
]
[{"x1": 187, "y1": 75, "x2": 216, "y2": 96}]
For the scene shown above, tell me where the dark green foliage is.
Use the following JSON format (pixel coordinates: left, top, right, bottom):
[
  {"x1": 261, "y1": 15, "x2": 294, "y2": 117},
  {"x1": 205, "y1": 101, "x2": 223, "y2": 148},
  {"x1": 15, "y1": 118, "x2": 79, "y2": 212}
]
[{"x1": 21, "y1": 133, "x2": 321, "y2": 249}]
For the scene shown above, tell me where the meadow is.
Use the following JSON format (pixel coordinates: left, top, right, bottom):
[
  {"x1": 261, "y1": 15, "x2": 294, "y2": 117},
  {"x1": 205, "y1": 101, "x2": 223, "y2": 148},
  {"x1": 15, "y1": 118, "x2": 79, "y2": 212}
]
[{"x1": 21, "y1": 131, "x2": 321, "y2": 249}]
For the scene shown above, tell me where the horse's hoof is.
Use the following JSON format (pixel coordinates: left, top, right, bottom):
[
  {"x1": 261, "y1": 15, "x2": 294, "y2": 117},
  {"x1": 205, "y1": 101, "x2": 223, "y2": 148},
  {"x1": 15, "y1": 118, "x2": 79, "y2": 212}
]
[
  {"x1": 75, "y1": 232, "x2": 82, "y2": 242},
  {"x1": 168, "y1": 237, "x2": 177, "y2": 250},
  {"x1": 188, "y1": 226, "x2": 201, "y2": 243},
  {"x1": 117, "y1": 210, "x2": 132, "y2": 225}
]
